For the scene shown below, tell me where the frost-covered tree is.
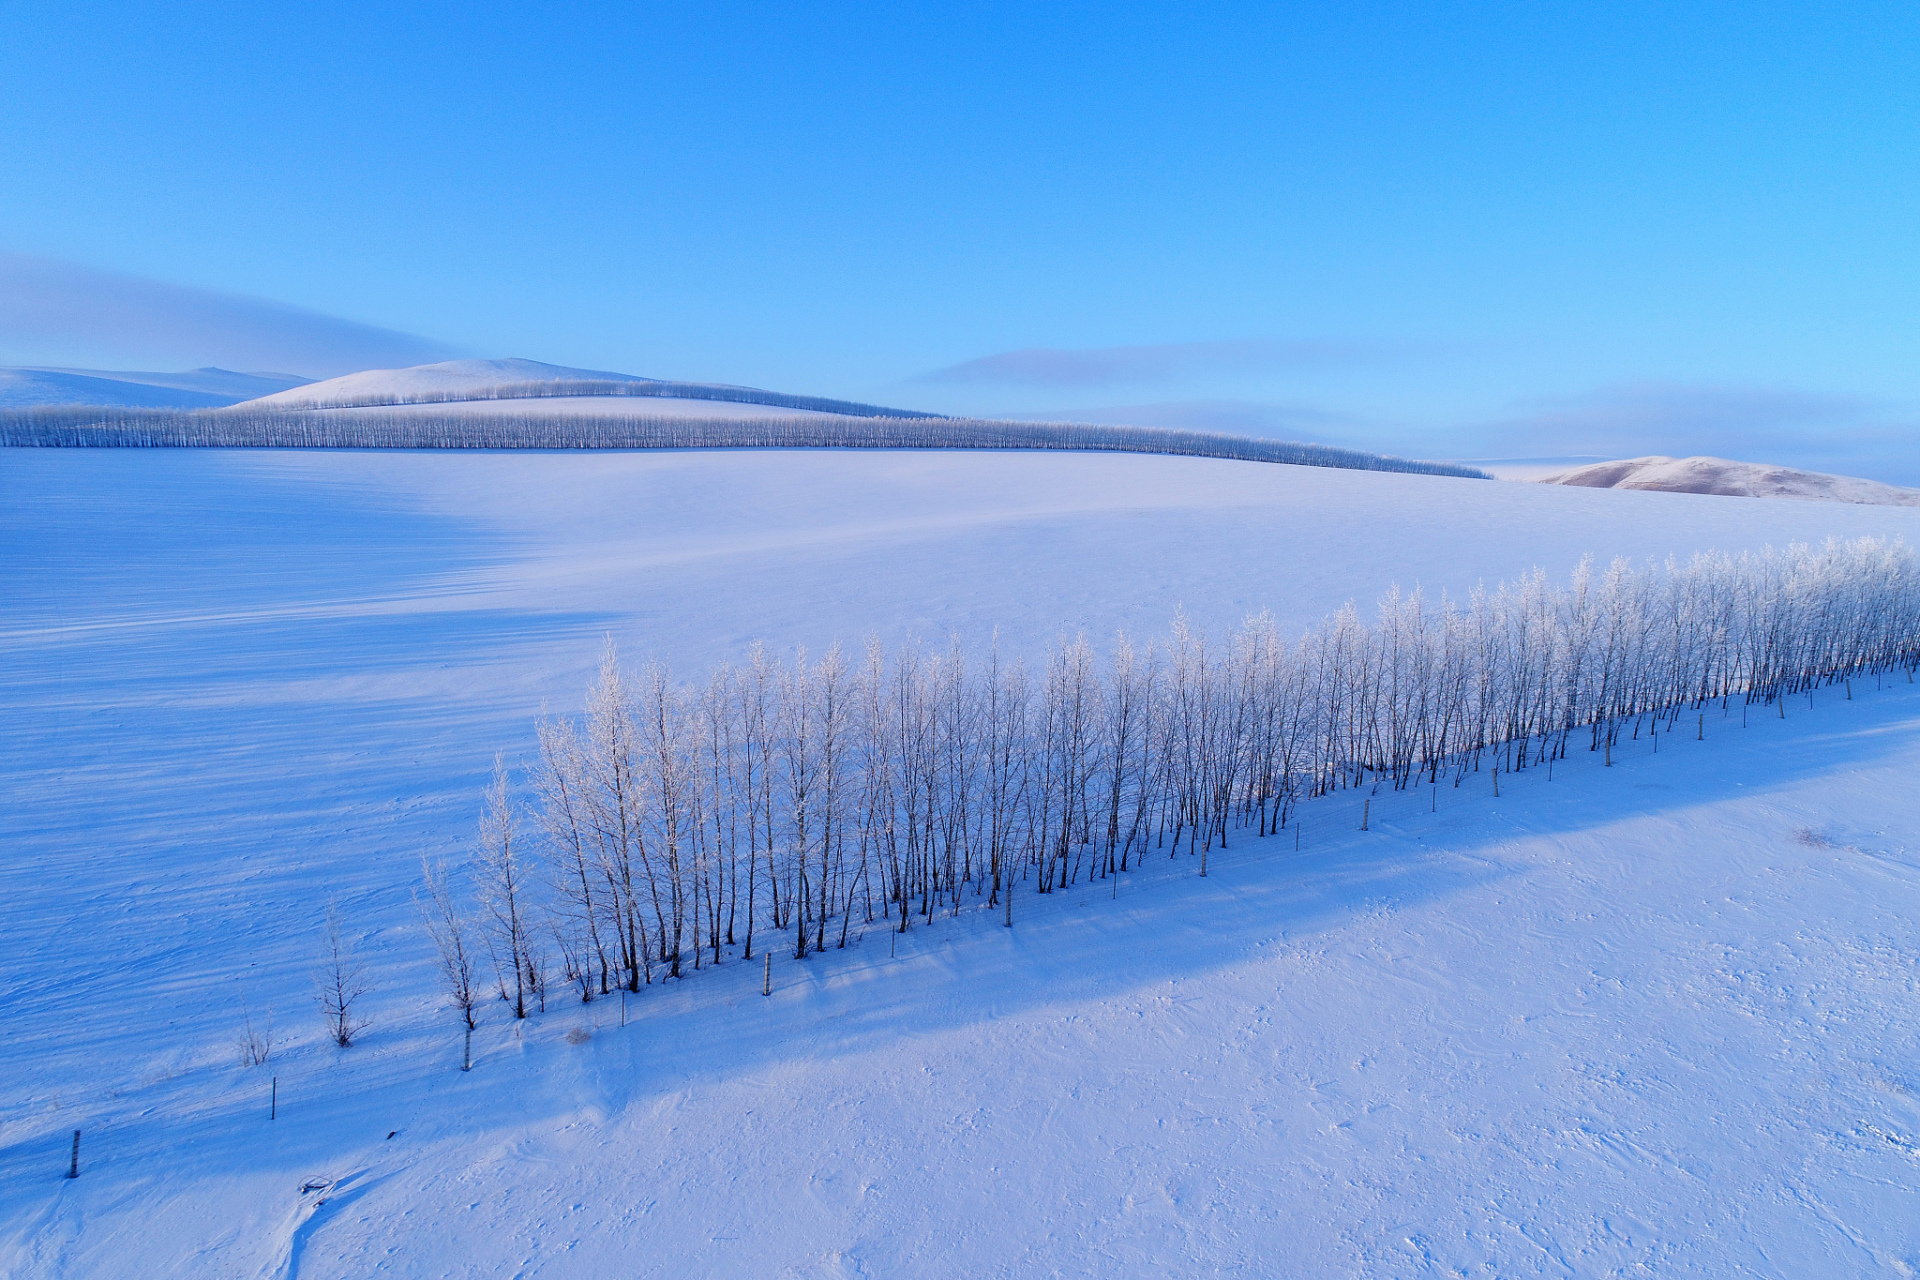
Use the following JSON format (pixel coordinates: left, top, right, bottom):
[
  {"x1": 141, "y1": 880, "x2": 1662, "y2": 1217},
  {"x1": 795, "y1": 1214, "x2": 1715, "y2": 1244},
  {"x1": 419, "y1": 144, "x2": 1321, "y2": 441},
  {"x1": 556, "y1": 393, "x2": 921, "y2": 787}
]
[
  {"x1": 417, "y1": 857, "x2": 480, "y2": 1068},
  {"x1": 476, "y1": 758, "x2": 535, "y2": 1018},
  {"x1": 314, "y1": 899, "x2": 372, "y2": 1048},
  {"x1": 471, "y1": 536, "x2": 1919, "y2": 1017}
]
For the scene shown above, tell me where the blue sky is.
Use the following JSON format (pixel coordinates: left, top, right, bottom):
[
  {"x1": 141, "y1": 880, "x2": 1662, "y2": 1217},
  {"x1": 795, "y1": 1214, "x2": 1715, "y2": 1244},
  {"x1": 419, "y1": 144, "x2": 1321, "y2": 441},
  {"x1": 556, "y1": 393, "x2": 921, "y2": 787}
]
[{"x1": 3, "y1": 2, "x2": 1917, "y2": 475}]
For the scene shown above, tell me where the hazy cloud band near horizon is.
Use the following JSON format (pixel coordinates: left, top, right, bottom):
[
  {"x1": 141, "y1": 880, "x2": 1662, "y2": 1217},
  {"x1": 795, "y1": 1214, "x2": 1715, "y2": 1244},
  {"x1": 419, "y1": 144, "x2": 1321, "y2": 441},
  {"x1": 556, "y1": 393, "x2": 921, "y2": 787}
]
[
  {"x1": 1466, "y1": 382, "x2": 1896, "y2": 458},
  {"x1": 917, "y1": 338, "x2": 1424, "y2": 390},
  {"x1": 0, "y1": 254, "x2": 458, "y2": 377},
  {"x1": 1002, "y1": 382, "x2": 1920, "y2": 485},
  {"x1": 1437, "y1": 382, "x2": 1916, "y2": 484}
]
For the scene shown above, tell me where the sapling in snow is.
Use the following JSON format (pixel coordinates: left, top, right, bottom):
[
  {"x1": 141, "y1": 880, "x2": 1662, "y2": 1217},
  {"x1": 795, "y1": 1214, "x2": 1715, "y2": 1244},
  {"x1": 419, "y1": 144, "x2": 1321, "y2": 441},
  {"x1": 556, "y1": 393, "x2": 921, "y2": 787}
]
[
  {"x1": 418, "y1": 856, "x2": 480, "y2": 1069},
  {"x1": 235, "y1": 998, "x2": 274, "y2": 1068},
  {"x1": 314, "y1": 899, "x2": 372, "y2": 1048},
  {"x1": 476, "y1": 758, "x2": 534, "y2": 1018}
]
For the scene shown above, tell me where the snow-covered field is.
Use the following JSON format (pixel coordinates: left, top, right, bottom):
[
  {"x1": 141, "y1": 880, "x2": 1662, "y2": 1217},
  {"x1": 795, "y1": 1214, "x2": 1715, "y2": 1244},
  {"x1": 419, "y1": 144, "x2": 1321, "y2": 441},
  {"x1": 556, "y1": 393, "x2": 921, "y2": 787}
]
[{"x1": 5, "y1": 448, "x2": 1920, "y2": 1277}]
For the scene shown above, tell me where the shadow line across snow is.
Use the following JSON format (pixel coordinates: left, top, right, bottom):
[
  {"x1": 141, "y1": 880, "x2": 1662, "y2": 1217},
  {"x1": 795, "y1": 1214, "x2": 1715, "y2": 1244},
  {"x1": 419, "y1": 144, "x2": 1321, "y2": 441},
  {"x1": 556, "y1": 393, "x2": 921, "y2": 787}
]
[{"x1": 50, "y1": 679, "x2": 1907, "y2": 1194}]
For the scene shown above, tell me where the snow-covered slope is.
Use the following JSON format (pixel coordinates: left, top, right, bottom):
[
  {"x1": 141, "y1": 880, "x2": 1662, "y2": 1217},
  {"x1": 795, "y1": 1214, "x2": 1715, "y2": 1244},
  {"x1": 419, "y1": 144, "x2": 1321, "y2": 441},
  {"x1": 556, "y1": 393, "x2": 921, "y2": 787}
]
[
  {"x1": 303, "y1": 393, "x2": 851, "y2": 421},
  {"x1": 240, "y1": 357, "x2": 653, "y2": 408},
  {"x1": 235, "y1": 356, "x2": 947, "y2": 422},
  {"x1": 1541, "y1": 454, "x2": 1920, "y2": 506},
  {"x1": 6, "y1": 450, "x2": 1920, "y2": 1276},
  {"x1": 0, "y1": 366, "x2": 310, "y2": 408}
]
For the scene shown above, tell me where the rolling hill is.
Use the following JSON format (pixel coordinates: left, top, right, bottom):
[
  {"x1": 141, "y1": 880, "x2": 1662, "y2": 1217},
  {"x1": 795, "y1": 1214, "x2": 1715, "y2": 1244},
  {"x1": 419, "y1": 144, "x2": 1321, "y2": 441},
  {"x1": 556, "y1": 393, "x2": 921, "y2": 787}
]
[
  {"x1": 1539, "y1": 454, "x2": 1920, "y2": 507},
  {"x1": 236, "y1": 356, "x2": 943, "y2": 420}
]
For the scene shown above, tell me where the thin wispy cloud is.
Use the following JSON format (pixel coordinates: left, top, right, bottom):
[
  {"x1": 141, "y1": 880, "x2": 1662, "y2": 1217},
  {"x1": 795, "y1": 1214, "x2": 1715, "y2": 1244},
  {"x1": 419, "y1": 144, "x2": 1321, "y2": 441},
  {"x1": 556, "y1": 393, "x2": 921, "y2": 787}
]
[
  {"x1": 0, "y1": 254, "x2": 457, "y2": 377},
  {"x1": 917, "y1": 338, "x2": 1421, "y2": 390}
]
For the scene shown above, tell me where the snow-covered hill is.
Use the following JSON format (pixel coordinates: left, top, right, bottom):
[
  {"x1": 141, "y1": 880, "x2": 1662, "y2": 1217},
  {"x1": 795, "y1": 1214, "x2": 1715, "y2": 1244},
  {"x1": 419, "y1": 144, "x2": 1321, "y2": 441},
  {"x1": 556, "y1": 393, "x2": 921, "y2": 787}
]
[
  {"x1": 0, "y1": 366, "x2": 310, "y2": 408},
  {"x1": 239, "y1": 357, "x2": 654, "y2": 408},
  {"x1": 235, "y1": 356, "x2": 942, "y2": 420},
  {"x1": 297, "y1": 393, "x2": 852, "y2": 421},
  {"x1": 1540, "y1": 454, "x2": 1920, "y2": 507},
  {"x1": 5, "y1": 449, "x2": 1920, "y2": 1276},
  {"x1": 9, "y1": 357, "x2": 1471, "y2": 476}
]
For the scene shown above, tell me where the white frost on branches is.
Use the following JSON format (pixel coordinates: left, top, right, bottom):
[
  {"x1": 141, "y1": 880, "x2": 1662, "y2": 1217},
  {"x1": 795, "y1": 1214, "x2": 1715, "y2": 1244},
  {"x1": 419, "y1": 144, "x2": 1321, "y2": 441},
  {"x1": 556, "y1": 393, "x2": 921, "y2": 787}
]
[{"x1": 476, "y1": 538, "x2": 1919, "y2": 993}]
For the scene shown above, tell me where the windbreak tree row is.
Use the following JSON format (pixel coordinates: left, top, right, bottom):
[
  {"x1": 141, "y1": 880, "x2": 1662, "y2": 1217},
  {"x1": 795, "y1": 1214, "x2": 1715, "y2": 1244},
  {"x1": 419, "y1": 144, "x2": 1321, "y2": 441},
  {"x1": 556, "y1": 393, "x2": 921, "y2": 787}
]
[
  {"x1": 458, "y1": 538, "x2": 1920, "y2": 1015},
  {"x1": 0, "y1": 406, "x2": 1490, "y2": 479}
]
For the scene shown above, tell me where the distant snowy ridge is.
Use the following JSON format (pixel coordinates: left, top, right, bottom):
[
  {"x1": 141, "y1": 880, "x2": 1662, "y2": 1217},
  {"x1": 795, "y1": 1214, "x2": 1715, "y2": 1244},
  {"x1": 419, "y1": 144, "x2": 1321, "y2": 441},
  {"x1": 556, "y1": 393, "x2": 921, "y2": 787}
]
[
  {"x1": 247, "y1": 378, "x2": 951, "y2": 420},
  {"x1": 236, "y1": 357, "x2": 647, "y2": 407},
  {"x1": 1540, "y1": 455, "x2": 1920, "y2": 507},
  {"x1": 4, "y1": 358, "x2": 1488, "y2": 476},
  {"x1": 238, "y1": 357, "x2": 944, "y2": 420},
  {"x1": 0, "y1": 405, "x2": 1492, "y2": 478},
  {"x1": 0, "y1": 365, "x2": 310, "y2": 409}
]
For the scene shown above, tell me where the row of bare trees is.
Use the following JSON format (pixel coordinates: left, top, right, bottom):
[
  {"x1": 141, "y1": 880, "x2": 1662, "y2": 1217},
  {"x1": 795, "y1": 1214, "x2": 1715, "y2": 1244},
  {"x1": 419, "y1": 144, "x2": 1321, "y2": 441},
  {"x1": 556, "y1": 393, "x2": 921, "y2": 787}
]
[
  {"x1": 0, "y1": 406, "x2": 1489, "y2": 478},
  {"x1": 424, "y1": 538, "x2": 1920, "y2": 1029}
]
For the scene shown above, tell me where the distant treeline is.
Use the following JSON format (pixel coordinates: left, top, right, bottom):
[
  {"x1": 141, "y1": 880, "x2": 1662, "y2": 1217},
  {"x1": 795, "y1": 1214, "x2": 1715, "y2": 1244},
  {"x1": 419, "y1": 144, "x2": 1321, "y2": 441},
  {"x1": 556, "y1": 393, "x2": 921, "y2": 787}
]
[{"x1": 0, "y1": 405, "x2": 1492, "y2": 479}]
